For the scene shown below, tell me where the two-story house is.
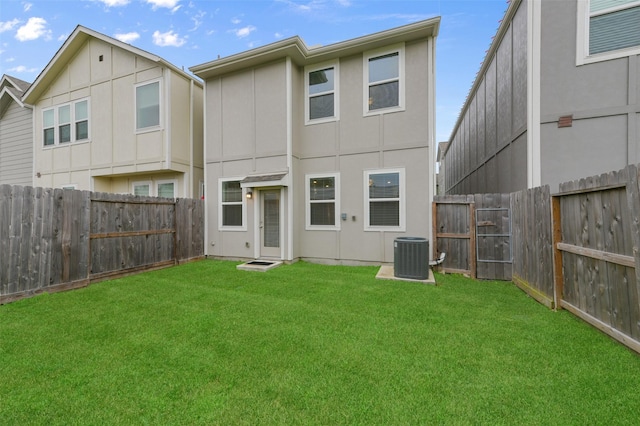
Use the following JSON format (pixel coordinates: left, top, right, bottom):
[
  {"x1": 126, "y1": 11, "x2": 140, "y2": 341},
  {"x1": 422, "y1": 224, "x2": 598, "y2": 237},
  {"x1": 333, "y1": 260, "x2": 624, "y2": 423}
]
[
  {"x1": 443, "y1": 0, "x2": 640, "y2": 194},
  {"x1": 0, "y1": 74, "x2": 33, "y2": 186},
  {"x1": 22, "y1": 25, "x2": 204, "y2": 198},
  {"x1": 190, "y1": 18, "x2": 439, "y2": 264}
]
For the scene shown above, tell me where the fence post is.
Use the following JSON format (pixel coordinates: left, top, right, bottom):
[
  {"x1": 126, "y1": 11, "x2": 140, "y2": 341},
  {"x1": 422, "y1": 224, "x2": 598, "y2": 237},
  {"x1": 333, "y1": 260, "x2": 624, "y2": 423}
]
[
  {"x1": 470, "y1": 200, "x2": 477, "y2": 279},
  {"x1": 626, "y1": 165, "x2": 640, "y2": 321},
  {"x1": 551, "y1": 195, "x2": 563, "y2": 311}
]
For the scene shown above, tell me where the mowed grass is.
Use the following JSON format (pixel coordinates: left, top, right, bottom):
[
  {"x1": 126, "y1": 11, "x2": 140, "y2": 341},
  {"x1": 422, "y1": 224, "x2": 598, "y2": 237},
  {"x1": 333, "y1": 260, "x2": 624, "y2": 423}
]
[{"x1": 1, "y1": 260, "x2": 640, "y2": 425}]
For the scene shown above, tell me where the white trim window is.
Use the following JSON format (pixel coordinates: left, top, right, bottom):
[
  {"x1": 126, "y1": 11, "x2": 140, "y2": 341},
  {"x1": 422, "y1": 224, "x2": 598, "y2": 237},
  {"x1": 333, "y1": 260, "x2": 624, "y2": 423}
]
[
  {"x1": 364, "y1": 168, "x2": 405, "y2": 231},
  {"x1": 157, "y1": 179, "x2": 177, "y2": 199},
  {"x1": 42, "y1": 99, "x2": 90, "y2": 147},
  {"x1": 306, "y1": 173, "x2": 340, "y2": 230},
  {"x1": 133, "y1": 181, "x2": 152, "y2": 197},
  {"x1": 305, "y1": 61, "x2": 339, "y2": 124},
  {"x1": 219, "y1": 178, "x2": 246, "y2": 230},
  {"x1": 577, "y1": 0, "x2": 640, "y2": 65},
  {"x1": 363, "y1": 44, "x2": 405, "y2": 115},
  {"x1": 135, "y1": 79, "x2": 162, "y2": 131}
]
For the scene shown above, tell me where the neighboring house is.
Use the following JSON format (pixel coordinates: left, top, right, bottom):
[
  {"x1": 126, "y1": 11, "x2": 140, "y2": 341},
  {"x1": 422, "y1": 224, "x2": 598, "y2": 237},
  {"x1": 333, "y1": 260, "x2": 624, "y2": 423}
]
[
  {"x1": 436, "y1": 141, "x2": 448, "y2": 196},
  {"x1": 443, "y1": 0, "x2": 640, "y2": 194},
  {"x1": 0, "y1": 74, "x2": 33, "y2": 186},
  {"x1": 22, "y1": 25, "x2": 204, "y2": 197},
  {"x1": 190, "y1": 18, "x2": 439, "y2": 264}
]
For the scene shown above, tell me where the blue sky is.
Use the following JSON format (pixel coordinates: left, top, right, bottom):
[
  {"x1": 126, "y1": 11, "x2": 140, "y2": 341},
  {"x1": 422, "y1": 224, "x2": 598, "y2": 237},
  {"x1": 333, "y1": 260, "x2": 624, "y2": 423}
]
[{"x1": 0, "y1": 0, "x2": 509, "y2": 141}]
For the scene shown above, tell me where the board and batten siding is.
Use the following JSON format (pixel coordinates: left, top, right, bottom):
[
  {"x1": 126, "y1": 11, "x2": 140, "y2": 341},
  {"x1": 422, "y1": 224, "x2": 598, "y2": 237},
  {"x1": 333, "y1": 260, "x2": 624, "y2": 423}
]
[
  {"x1": 0, "y1": 101, "x2": 33, "y2": 186},
  {"x1": 444, "y1": 0, "x2": 528, "y2": 195}
]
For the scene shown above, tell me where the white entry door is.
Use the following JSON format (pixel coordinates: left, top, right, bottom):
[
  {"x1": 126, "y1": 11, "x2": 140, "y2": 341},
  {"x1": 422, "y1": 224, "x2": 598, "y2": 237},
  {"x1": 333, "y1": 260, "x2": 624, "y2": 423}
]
[{"x1": 260, "y1": 189, "x2": 281, "y2": 258}]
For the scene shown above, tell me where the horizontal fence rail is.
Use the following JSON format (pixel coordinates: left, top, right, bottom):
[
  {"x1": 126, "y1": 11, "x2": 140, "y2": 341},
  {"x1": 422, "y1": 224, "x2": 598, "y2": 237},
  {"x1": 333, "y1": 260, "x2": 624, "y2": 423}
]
[
  {"x1": 0, "y1": 185, "x2": 204, "y2": 304},
  {"x1": 436, "y1": 164, "x2": 640, "y2": 354}
]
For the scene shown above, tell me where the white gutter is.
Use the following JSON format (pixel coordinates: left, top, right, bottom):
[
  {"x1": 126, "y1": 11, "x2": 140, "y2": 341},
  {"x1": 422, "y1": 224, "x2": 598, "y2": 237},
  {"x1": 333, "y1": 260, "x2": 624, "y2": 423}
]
[
  {"x1": 165, "y1": 68, "x2": 171, "y2": 170},
  {"x1": 286, "y1": 57, "x2": 294, "y2": 261},
  {"x1": 527, "y1": 0, "x2": 542, "y2": 188},
  {"x1": 189, "y1": 79, "x2": 194, "y2": 197},
  {"x1": 202, "y1": 80, "x2": 209, "y2": 256},
  {"x1": 427, "y1": 35, "x2": 436, "y2": 258}
]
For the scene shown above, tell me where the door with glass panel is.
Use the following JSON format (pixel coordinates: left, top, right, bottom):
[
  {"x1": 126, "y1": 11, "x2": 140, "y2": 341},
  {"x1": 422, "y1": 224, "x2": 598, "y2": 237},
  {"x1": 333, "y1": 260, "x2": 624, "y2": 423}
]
[{"x1": 260, "y1": 189, "x2": 281, "y2": 258}]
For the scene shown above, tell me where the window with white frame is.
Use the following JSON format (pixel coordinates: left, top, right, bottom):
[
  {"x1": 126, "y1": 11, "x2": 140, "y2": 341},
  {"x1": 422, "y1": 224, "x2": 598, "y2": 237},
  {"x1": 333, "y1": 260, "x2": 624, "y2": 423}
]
[
  {"x1": 136, "y1": 80, "x2": 161, "y2": 131},
  {"x1": 157, "y1": 180, "x2": 176, "y2": 199},
  {"x1": 306, "y1": 173, "x2": 340, "y2": 229},
  {"x1": 305, "y1": 61, "x2": 339, "y2": 124},
  {"x1": 364, "y1": 44, "x2": 405, "y2": 114},
  {"x1": 42, "y1": 99, "x2": 90, "y2": 147},
  {"x1": 219, "y1": 179, "x2": 245, "y2": 229},
  {"x1": 578, "y1": 0, "x2": 640, "y2": 64},
  {"x1": 133, "y1": 181, "x2": 151, "y2": 197},
  {"x1": 364, "y1": 168, "x2": 405, "y2": 231}
]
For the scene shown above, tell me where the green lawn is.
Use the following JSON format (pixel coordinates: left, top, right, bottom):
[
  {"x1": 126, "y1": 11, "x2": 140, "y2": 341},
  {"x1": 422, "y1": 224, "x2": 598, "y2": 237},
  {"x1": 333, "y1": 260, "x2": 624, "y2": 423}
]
[{"x1": 1, "y1": 260, "x2": 639, "y2": 425}]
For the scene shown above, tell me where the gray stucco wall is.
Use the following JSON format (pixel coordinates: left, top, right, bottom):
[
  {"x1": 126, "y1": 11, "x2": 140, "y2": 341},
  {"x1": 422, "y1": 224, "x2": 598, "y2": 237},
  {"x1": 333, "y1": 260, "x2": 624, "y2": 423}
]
[
  {"x1": 539, "y1": 0, "x2": 640, "y2": 192},
  {"x1": 0, "y1": 101, "x2": 33, "y2": 186},
  {"x1": 444, "y1": 0, "x2": 528, "y2": 195}
]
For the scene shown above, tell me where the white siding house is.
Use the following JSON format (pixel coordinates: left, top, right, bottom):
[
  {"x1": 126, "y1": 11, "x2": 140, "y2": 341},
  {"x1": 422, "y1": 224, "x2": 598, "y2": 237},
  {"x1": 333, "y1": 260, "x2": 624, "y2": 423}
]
[
  {"x1": 22, "y1": 26, "x2": 204, "y2": 198},
  {"x1": 0, "y1": 75, "x2": 33, "y2": 186},
  {"x1": 191, "y1": 18, "x2": 439, "y2": 264}
]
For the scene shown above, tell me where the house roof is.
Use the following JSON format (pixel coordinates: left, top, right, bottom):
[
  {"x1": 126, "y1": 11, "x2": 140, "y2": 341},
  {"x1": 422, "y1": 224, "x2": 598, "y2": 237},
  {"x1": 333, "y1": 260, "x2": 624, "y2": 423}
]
[
  {"x1": 190, "y1": 17, "x2": 440, "y2": 80},
  {"x1": 436, "y1": 142, "x2": 449, "y2": 162},
  {"x1": 0, "y1": 74, "x2": 31, "y2": 112},
  {"x1": 23, "y1": 25, "x2": 201, "y2": 104}
]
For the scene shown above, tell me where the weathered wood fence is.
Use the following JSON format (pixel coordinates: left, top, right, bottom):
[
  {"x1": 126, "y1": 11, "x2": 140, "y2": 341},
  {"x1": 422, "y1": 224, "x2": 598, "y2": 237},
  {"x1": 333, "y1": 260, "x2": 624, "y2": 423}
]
[
  {"x1": 0, "y1": 185, "x2": 204, "y2": 304},
  {"x1": 432, "y1": 193, "x2": 512, "y2": 280},
  {"x1": 434, "y1": 164, "x2": 640, "y2": 354}
]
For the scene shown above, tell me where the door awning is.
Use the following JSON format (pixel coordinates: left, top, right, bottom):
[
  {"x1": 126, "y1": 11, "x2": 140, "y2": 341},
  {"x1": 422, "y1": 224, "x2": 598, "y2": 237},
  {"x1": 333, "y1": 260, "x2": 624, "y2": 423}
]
[{"x1": 240, "y1": 172, "x2": 289, "y2": 188}]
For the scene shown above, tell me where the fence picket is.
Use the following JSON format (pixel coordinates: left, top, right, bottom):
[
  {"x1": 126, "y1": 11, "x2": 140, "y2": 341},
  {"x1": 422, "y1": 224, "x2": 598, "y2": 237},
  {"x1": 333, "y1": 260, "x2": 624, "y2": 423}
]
[{"x1": 0, "y1": 186, "x2": 204, "y2": 304}]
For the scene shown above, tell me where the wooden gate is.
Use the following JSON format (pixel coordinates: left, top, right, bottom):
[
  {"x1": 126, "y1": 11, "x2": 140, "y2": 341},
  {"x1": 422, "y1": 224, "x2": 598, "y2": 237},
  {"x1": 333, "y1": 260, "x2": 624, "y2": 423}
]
[{"x1": 433, "y1": 193, "x2": 512, "y2": 280}]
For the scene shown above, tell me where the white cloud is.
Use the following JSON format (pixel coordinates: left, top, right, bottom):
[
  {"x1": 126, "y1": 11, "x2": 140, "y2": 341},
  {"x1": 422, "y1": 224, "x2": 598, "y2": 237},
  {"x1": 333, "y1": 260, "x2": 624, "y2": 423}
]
[
  {"x1": 6, "y1": 57, "x2": 15, "y2": 62},
  {"x1": 8, "y1": 65, "x2": 39, "y2": 73},
  {"x1": 231, "y1": 25, "x2": 256, "y2": 38},
  {"x1": 152, "y1": 30, "x2": 186, "y2": 47},
  {"x1": 115, "y1": 31, "x2": 140, "y2": 43},
  {"x1": 190, "y1": 10, "x2": 206, "y2": 31},
  {"x1": 274, "y1": 32, "x2": 283, "y2": 39},
  {"x1": 231, "y1": 17, "x2": 241, "y2": 25},
  {"x1": 147, "y1": 0, "x2": 180, "y2": 11},
  {"x1": 15, "y1": 17, "x2": 51, "y2": 41},
  {"x1": 98, "y1": 0, "x2": 130, "y2": 6},
  {"x1": 23, "y1": 3, "x2": 33, "y2": 12},
  {"x1": 57, "y1": 33, "x2": 68, "y2": 42},
  {"x1": 0, "y1": 19, "x2": 20, "y2": 33}
]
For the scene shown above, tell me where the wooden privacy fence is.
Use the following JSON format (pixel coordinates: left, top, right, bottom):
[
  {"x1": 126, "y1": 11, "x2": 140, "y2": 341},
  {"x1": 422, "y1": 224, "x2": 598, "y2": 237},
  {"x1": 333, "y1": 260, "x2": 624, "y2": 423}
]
[
  {"x1": 434, "y1": 164, "x2": 640, "y2": 354},
  {"x1": 0, "y1": 185, "x2": 204, "y2": 304},
  {"x1": 552, "y1": 166, "x2": 640, "y2": 352},
  {"x1": 432, "y1": 193, "x2": 512, "y2": 281}
]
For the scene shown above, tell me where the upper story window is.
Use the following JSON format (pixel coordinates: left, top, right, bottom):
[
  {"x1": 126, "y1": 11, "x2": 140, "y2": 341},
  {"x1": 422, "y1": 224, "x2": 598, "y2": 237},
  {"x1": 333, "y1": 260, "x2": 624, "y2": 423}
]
[
  {"x1": 42, "y1": 99, "x2": 90, "y2": 147},
  {"x1": 364, "y1": 168, "x2": 405, "y2": 232},
  {"x1": 577, "y1": 0, "x2": 640, "y2": 64},
  {"x1": 136, "y1": 80, "x2": 161, "y2": 131},
  {"x1": 305, "y1": 61, "x2": 339, "y2": 124},
  {"x1": 364, "y1": 44, "x2": 405, "y2": 115},
  {"x1": 306, "y1": 173, "x2": 340, "y2": 230},
  {"x1": 219, "y1": 178, "x2": 246, "y2": 230}
]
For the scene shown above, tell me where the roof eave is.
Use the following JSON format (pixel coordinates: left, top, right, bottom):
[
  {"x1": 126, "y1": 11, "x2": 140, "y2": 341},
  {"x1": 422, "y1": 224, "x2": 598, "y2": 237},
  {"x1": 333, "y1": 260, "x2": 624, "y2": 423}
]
[
  {"x1": 190, "y1": 16, "x2": 440, "y2": 80},
  {"x1": 24, "y1": 25, "x2": 201, "y2": 104}
]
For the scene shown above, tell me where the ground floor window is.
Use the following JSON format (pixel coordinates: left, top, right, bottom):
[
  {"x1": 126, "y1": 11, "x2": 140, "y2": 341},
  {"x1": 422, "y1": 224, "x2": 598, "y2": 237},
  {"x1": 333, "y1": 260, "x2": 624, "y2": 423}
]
[
  {"x1": 219, "y1": 178, "x2": 245, "y2": 230},
  {"x1": 364, "y1": 168, "x2": 405, "y2": 231},
  {"x1": 306, "y1": 173, "x2": 340, "y2": 230}
]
